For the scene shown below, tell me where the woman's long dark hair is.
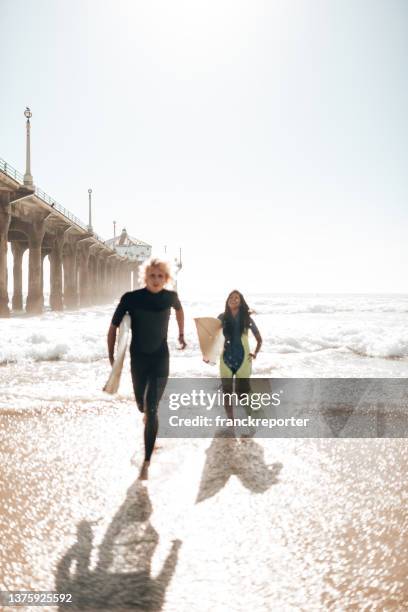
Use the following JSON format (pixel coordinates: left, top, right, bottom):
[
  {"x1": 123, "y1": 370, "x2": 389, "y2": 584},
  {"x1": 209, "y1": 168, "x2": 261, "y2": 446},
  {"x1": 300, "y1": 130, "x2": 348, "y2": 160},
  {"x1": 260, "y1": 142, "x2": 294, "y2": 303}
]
[{"x1": 222, "y1": 290, "x2": 251, "y2": 339}]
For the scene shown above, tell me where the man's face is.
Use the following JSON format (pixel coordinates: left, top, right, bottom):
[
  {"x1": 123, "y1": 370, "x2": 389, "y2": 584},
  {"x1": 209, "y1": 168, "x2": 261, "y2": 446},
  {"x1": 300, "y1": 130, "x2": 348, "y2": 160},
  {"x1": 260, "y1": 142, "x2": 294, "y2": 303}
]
[{"x1": 145, "y1": 266, "x2": 167, "y2": 293}]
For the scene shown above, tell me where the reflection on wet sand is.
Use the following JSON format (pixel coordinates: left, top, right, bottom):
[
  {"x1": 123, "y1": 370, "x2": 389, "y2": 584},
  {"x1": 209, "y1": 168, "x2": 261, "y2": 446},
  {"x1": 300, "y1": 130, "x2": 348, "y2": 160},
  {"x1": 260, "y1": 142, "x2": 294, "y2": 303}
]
[
  {"x1": 55, "y1": 481, "x2": 181, "y2": 611},
  {"x1": 2, "y1": 405, "x2": 408, "y2": 609},
  {"x1": 196, "y1": 433, "x2": 282, "y2": 503}
]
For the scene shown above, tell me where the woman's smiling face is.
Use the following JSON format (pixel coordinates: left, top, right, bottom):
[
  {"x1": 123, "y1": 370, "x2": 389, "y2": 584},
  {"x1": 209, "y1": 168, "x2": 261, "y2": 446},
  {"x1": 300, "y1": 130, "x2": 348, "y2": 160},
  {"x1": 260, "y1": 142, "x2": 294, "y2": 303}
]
[{"x1": 227, "y1": 291, "x2": 241, "y2": 310}]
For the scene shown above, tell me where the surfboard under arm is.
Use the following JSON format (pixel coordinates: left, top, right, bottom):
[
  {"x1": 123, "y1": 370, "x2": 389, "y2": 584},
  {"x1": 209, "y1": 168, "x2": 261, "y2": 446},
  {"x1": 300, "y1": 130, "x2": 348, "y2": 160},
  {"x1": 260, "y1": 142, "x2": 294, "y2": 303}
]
[
  {"x1": 103, "y1": 313, "x2": 131, "y2": 394},
  {"x1": 194, "y1": 317, "x2": 223, "y2": 363}
]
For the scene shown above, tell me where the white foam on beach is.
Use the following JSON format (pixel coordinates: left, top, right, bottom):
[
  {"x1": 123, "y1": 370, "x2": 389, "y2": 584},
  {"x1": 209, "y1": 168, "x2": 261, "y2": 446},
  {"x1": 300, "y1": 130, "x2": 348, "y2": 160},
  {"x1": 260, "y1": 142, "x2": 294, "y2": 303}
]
[
  {"x1": 0, "y1": 294, "x2": 407, "y2": 413},
  {"x1": 253, "y1": 294, "x2": 408, "y2": 316},
  {"x1": 261, "y1": 327, "x2": 408, "y2": 359},
  {"x1": 0, "y1": 296, "x2": 407, "y2": 367},
  {"x1": 0, "y1": 309, "x2": 108, "y2": 365}
]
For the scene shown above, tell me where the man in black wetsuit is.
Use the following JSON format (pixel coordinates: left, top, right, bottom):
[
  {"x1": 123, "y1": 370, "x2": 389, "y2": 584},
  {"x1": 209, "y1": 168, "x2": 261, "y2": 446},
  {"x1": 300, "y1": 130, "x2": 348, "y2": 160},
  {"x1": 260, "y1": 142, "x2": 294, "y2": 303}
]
[{"x1": 107, "y1": 259, "x2": 186, "y2": 480}]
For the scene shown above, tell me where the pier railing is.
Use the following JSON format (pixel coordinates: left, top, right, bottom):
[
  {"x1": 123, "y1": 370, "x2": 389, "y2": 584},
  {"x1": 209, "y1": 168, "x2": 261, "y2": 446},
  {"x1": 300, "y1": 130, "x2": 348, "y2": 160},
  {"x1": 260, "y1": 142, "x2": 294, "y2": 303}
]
[
  {"x1": 0, "y1": 158, "x2": 24, "y2": 183},
  {"x1": 0, "y1": 157, "x2": 109, "y2": 247}
]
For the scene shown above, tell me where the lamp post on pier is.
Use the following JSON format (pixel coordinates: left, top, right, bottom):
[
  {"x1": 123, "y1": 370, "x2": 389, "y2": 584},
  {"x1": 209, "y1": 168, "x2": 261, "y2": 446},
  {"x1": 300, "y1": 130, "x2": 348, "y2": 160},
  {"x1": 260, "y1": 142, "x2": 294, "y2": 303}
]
[
  {"x1": 23, "y1": 107, "x2": 34, "y2": 188},
  {"x1": 87, "y1": 188, "x2": 93, "y2": 233}
]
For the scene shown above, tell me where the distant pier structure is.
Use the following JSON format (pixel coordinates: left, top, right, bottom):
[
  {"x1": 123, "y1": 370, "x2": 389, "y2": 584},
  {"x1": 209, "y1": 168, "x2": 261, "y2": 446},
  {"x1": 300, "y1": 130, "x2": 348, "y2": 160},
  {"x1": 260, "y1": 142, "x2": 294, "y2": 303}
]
[
  {"x1": 105, "y1": 228, "x2": 152, "y2": 289},
  {"x1": 106, "y1": 228, "x2": 151, "y2": 262},
  {"x1": 0, "y1": 108, "x2": 150, "y2": 317},
  {"x1": 106, "y1": 230, "x2": 183, "y2": 290}
]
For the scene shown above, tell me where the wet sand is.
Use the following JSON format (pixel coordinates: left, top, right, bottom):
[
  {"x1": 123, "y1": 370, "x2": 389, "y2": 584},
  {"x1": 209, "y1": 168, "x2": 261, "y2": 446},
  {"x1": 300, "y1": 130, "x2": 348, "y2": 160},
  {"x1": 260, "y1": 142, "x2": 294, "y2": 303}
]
[{"x1": 1, "y1": 404, "x2": 408, "y2": 611}]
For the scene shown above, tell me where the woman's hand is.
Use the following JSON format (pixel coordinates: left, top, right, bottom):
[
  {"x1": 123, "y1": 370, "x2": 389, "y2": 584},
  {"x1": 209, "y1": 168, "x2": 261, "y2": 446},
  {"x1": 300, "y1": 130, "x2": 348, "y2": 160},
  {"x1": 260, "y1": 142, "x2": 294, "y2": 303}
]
[{"x1": 249, "y1": 352, "x2": 257, "y2": 360}]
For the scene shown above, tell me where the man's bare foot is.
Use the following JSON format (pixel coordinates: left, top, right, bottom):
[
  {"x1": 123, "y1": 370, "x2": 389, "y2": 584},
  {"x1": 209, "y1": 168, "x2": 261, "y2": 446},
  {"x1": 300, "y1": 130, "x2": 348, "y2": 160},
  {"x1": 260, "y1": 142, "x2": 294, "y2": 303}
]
[{"x1": 139, "y1": 460, "x2": 150, "y2": 480}]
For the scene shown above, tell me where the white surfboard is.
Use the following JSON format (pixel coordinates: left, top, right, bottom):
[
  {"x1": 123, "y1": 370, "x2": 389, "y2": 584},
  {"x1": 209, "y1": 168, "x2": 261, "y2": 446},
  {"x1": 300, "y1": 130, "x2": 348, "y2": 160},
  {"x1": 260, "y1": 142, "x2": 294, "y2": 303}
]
[
  {"x1": 194, "y1": 317, "x2": 223, "y2": 364},
  {"x1": 103, "y1": 313, "x2": 131, "y2": 394}
]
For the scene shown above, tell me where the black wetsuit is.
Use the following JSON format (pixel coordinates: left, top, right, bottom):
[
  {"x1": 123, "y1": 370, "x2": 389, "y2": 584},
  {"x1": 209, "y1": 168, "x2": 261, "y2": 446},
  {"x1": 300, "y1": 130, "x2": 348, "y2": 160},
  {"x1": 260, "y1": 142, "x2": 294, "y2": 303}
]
[{"x1": 112, "y1": 288, "x2": 182, "y2": 461}]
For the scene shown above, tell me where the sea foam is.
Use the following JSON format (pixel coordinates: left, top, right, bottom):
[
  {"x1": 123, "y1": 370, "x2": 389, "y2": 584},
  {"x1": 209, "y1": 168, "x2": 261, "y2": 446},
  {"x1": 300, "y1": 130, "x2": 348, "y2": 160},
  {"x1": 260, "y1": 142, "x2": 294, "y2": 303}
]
[{"x1": 0, "y1": 296, "x2": 406, "y2": 377}]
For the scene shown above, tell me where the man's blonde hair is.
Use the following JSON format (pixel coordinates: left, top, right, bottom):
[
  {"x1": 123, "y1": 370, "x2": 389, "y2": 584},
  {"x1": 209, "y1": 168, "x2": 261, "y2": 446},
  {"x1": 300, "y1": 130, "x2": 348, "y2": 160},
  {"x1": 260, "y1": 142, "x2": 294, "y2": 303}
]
[{"x1": 139, "y1": 258, "x2": 173, "y2": 287}]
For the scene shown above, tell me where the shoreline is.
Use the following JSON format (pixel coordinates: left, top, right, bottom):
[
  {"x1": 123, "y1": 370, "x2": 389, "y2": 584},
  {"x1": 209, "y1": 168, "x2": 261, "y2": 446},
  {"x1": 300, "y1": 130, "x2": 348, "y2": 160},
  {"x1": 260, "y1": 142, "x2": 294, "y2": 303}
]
[{"x1": 1, "y1": 407, "x2": 408, "y2": 609}]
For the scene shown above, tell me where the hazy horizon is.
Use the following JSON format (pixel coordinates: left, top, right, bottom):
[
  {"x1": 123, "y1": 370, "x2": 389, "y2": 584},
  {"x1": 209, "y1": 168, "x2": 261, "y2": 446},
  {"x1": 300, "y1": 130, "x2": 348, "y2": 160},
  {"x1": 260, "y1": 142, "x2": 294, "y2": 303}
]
[{"x1": 2, "y1": 0, "x2": 407, "y2": 295}]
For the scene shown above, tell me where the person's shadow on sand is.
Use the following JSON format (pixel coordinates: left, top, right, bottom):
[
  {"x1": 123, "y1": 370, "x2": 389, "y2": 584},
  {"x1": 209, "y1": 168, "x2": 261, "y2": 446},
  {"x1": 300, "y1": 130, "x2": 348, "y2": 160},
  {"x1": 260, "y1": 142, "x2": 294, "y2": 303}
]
[
  {"x1": 196, "y1": 432, "x2": 283, "y2": 504},
  {"x1": 55, "y1": 481, "x2": 181, "y2": 610}
]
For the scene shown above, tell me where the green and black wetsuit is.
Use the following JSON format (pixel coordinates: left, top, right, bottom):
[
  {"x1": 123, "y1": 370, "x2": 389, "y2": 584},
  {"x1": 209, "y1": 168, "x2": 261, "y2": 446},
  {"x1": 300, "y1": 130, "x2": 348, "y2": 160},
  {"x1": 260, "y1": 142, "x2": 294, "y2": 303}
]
[{"x1": 218, "y1": 312, "x2": 260, "y2": 378}]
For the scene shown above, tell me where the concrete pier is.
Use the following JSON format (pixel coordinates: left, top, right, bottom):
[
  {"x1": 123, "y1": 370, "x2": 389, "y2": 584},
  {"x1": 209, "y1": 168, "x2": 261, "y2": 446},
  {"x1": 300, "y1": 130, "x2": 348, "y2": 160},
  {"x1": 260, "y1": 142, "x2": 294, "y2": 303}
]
[
  {"x1": 26, "y1": 218, "x2": 46, "y2": 314},
  {"x1": 0, "y1": 193, "x2": 11, "y2": 317},
  {"x1": 49, "y1": 229, "x2": 65, "y2": 311},
  {"x1": 11, "y1": 241, "x2": 26, "y2": 311},
  {"x1": 0, "y1": 159, "x2": 137, "y2": 316}
]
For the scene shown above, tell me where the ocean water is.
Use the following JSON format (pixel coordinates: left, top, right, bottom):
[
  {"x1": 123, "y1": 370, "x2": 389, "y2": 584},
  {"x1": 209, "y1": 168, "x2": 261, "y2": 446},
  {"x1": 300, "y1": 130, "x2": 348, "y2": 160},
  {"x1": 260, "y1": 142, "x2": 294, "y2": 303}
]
[
  {"x1": 2, "y1": 294, "x2": 408, "y2": 611},
  {"x1": 0, "y1": 293, "x2": 407, "y2": 412}
]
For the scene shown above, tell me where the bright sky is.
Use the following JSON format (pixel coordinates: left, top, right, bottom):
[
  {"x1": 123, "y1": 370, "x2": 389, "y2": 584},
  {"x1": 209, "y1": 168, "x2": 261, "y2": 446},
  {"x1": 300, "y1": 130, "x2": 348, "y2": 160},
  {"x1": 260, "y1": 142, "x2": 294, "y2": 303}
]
[{"x1": 1, "y1": 0, "x2": 407, "y2": 296}]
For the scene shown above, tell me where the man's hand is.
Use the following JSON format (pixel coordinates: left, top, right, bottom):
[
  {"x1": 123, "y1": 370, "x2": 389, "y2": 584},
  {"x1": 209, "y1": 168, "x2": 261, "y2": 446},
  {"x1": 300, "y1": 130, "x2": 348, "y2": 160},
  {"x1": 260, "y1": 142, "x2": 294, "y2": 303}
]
[
  {"x1": 176, "y1": 308, "x2": 186, "y2": 349},
  {"x1": 178, "y1": 334, "x2": 187, "y2": 350},
  {"x1": 249, "y1": 352, "x2": 257, "y2": 360},
  {"x1": 107, "y1": 324, "x2": 118, "y2": 367}
]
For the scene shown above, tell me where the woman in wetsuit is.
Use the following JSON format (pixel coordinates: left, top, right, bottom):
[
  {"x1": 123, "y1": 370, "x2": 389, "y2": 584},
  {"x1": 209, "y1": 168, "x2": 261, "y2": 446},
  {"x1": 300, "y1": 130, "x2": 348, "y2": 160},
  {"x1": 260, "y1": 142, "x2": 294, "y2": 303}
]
[
  {"x1": 107, "y1": 259, "x2": 186, "y2": 480},
  {"x1": 218, "y1": 290, "x2": 262, "y2": 413}
]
